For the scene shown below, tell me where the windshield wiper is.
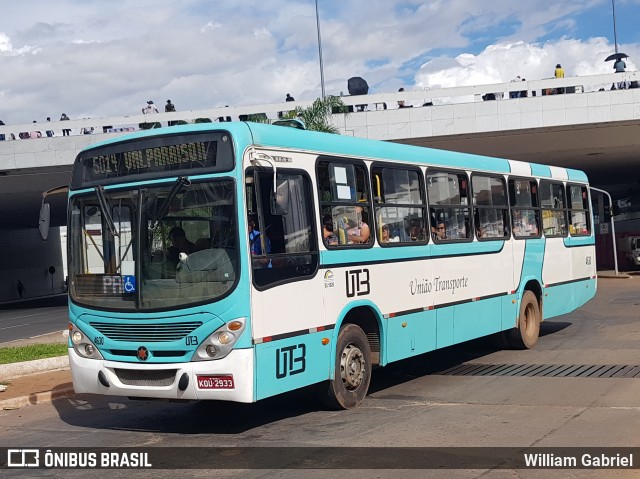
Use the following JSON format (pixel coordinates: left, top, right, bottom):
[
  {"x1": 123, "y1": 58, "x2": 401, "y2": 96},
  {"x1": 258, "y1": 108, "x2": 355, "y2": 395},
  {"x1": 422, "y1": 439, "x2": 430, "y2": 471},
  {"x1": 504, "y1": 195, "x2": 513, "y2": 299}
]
[
  {"x1": 94, "y1": 185, "x2": 119, "y2": 237},
  {"x1": 153, "y1": 176, "x2": 191, "y2": 222}
]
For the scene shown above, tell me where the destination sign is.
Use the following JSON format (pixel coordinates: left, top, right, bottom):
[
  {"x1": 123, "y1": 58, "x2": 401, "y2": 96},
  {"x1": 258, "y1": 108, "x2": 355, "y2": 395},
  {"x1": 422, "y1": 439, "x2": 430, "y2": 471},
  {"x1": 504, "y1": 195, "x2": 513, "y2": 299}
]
[
  {"x1": 91, "y1": 142, "x2": 210, "y2": 176},
  {"x1": 71, "y1": 132, "x2": 234, "y2": 188}
]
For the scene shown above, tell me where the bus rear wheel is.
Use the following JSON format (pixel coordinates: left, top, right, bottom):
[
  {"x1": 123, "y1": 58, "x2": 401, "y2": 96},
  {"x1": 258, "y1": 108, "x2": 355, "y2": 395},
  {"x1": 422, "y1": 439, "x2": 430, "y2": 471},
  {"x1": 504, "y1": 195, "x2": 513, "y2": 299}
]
[
  {"x1": 321, "y1": 324, "x2": 372, "y2": 410},
  {"x1": 504, "y1": 290, "x2": 541, "y2": 349}
]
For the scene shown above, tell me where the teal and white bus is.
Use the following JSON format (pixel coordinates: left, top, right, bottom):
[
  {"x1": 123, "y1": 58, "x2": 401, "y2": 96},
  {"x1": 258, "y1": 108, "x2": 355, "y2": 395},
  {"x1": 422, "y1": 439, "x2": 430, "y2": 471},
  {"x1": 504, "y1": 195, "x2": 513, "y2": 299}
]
[{"x1": 53, "y1": 121, "x2": 596, "y2": 409}]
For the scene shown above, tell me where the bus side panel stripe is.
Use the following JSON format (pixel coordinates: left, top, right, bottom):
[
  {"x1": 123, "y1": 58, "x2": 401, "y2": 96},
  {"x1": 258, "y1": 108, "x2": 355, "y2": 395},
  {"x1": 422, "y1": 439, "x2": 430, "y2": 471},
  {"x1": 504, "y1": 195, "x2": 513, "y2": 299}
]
[{"x1": 253, "y1": 324, "x2": 335, "y2": 344}]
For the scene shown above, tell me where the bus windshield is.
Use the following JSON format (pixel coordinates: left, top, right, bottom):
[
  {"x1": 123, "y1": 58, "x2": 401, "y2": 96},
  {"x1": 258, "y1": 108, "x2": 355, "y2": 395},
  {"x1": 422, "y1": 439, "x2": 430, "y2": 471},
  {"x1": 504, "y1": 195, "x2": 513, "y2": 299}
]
[{"x1": 68, "y1": 179, "x2": 238, "y2": 311}]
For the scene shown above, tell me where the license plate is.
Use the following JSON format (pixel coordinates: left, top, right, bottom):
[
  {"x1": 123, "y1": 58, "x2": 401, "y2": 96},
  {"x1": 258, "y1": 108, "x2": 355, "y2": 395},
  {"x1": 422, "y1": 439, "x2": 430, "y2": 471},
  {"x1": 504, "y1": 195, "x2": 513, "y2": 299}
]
[{"x1": 197, "y1": 375, "x2": 234, "y2": 389}]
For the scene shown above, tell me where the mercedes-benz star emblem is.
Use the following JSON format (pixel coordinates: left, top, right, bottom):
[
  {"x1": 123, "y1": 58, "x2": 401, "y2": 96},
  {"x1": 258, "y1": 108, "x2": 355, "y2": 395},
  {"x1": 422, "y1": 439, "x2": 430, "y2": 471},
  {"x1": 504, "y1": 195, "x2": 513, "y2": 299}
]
[{"x1": 137, "y1": 346, "x2": 149, "y2": 361}]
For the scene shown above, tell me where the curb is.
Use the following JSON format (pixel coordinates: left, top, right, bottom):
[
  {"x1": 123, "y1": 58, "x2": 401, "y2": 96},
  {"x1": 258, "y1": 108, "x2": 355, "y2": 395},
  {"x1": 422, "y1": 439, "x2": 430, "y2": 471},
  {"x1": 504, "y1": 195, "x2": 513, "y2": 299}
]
[
  {"x1": 1, "y1": 383, "x2": 76, "y2": 410},
  {"x1": 0, "y1": 355, "x2": 69, "y2": 380}
]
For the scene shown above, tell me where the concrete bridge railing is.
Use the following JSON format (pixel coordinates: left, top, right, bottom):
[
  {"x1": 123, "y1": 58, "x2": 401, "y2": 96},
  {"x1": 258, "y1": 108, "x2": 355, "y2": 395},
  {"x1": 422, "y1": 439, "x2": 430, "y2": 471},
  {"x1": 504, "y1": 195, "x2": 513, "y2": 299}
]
[{"x1": 0, "y1": 71, "x2": 639, "y2": 171}]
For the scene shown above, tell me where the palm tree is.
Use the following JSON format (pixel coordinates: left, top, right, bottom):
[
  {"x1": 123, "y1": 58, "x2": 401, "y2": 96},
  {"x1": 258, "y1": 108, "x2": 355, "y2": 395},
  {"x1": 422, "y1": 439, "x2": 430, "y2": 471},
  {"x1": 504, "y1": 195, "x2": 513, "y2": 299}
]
[{"x1": 280, "y1": 96, "x2": 349, "y2": 133}]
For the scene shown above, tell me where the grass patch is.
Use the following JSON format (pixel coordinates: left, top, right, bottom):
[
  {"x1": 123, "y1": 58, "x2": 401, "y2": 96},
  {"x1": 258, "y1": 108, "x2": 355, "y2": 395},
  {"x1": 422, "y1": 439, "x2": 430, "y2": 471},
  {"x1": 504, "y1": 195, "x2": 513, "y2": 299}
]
[{"x1": 0, "y1": 343, "x2": 68, "y2": 365}]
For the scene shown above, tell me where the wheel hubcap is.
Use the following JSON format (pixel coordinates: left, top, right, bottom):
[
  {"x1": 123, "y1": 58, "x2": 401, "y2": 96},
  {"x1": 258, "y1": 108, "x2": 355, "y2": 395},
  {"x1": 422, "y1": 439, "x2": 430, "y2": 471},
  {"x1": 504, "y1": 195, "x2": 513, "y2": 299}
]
[{"x1": 340, "y1": 343, "x2": 365, "y2": 390}]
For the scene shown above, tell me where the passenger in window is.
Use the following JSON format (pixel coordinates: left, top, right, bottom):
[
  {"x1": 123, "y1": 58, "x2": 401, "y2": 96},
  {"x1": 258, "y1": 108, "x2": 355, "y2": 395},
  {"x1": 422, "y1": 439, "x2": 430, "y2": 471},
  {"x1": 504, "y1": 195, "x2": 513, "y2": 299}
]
[
  {"x1": 380, "y1": 223, "x2": 399, "y2": 243},
  {"x1": 409, "y1": 218, "x2": 425, "y2": 241},
  {"x1": 322, "y1": 215, "x2": 338, "y2": 246},
  {"x1": 248, "y1": 216, "x2": 272, "y2": 269},
  {"x1": 347, "y1": 206, "x2": 370, "y2": 244},
  {"x1": 433, "y1": 221, "x2": 447, "y2": 241},
  {"x1": 476, "y1": 225, "x2": 485, "y2": 238},
  {"x1": 248, "y1": 217, "x2": 271, "y2": 255}
]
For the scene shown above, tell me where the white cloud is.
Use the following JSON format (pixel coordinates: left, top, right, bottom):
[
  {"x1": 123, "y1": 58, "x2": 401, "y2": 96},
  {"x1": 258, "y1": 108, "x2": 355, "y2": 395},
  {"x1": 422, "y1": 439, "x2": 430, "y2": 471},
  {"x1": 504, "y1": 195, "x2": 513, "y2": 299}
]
[
  {"x1": 415, "y1": 38, "x2": 638, "y2": 90},
  {"x1": 0, "y1": 32, "x2": 13, "y2": 52},
  {"x1": 0, "y1": 32, "x2": 40, "y2": 56},
  {"x1": 0, "y1": 1, "x2": 639, "y2": 125},
  {"x1": 200, "y1": 22, "x2": 222, "y2": 33}
]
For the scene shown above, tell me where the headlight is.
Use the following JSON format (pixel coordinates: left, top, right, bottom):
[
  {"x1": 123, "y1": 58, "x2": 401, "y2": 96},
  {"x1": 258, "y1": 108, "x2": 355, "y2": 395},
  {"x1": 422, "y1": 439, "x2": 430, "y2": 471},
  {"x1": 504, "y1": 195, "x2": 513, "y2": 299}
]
[
  {"x1": 69, "y1": 324, "x2": 103, "y2": 360},
  {"x1": 192, "y1": 318, "x2": 246, "y2": 361}
]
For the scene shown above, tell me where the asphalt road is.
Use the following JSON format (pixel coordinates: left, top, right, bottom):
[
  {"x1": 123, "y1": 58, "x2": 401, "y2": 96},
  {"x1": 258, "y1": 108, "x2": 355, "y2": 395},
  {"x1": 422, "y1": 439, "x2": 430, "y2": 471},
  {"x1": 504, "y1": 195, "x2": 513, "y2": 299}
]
[
  {"x1": 1, "y1": 278, "x2": 640, "y2": 479},
  {"x1": 0, "y1": 296, "x2": 68, "y2": 344}
]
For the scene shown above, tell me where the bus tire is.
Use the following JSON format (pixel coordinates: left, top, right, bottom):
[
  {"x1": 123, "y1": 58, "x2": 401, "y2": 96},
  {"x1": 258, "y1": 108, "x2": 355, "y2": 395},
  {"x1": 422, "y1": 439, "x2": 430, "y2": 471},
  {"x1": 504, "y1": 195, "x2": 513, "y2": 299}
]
[
  {"x1": 505, "y1": 290, "x2": 541, "y2": 349},
  {"x1": 321, "y1": 324, "x2": 372, "y2": 410}
]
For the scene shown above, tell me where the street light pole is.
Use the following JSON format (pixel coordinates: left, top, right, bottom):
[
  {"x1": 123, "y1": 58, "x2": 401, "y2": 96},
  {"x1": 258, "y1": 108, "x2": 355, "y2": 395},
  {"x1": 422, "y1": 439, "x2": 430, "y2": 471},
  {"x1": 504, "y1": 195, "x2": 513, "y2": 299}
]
[
  {"x1": 315, "y1": 0, "x2": 326, "y2": 99},
  {"x1": 612, "y1": 0, "x2": 619, "y2": 55}
]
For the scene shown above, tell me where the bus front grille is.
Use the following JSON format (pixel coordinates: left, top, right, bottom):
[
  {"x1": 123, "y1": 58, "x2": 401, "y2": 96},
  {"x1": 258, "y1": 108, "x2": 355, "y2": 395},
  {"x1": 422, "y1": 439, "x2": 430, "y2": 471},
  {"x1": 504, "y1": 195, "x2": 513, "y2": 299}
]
[
  {"x1": 114, "y1": 368, "x2": 177, "y2": 387},
  {"x1": 109, "y1": 349, "x2": 188, "y2": 359},
  {"x1": 90, "y1": 321, "x2": 202, "y2": 342}
]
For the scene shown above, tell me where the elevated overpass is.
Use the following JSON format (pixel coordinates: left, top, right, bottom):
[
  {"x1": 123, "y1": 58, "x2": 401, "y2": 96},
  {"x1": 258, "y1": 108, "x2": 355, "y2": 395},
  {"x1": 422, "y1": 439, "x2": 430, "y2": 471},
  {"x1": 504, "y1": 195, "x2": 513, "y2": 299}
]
[{"x1": 1, "y1": 71, "x2": 639, "y2": 301}]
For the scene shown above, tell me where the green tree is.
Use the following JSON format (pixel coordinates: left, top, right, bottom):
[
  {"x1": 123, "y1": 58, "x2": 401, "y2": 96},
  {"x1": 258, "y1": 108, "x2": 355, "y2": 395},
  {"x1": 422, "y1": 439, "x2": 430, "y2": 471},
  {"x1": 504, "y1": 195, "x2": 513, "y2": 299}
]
[
  {"x1": 281, "y1": 96, "x2": 348, "y2": 134},
  {"x1": 244, "y1": 113, "x2": 270, "y2": 124}
]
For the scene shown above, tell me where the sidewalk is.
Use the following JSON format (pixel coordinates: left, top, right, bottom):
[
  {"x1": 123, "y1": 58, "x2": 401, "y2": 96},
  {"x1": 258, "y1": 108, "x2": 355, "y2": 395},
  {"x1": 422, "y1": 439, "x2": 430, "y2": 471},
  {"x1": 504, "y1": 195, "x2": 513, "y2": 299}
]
[
  {"x1": 0, "y1": 330, "x2": 74, "y2": 410},
  {"x1": 0, "y1": 369, "x2": 74, "y2": 410},
  {"x1": 597, "y1": 270, "x2": 632, "y2": 279},
  {"x1": 0, "y1": 273, "x2": 635, "y2": 410}
]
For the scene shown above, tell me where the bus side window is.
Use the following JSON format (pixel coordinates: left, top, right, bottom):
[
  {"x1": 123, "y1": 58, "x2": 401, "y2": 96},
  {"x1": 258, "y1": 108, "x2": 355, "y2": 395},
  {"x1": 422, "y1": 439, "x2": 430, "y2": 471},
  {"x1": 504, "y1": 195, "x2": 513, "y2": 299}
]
[
  {"x1": 317, "y1": 159, "x2": 373, "y2": 248},
  {"x1": 509, "y1": 178, "x2": 541, "y2": 239},
  {"x1": 471, "y1": 174, "x2": 509, "y2": 240},
  {"x1": 427, "y1": 170, "x2": 472, "y2": 243},
  {"x1": 568, "y1": 184, "x2": 591, "y2": 236},
  {"x1": 539, "y1": 180, "x2": 567, "y2": 237},
  {"x1": 372, "y1": 165, "x2": 426, "y2": 245}
]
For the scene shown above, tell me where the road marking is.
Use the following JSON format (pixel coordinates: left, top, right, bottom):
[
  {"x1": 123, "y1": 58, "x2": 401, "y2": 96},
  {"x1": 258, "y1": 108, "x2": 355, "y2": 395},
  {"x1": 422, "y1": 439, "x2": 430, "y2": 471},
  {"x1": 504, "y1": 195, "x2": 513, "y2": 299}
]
[
  {"x1": 5, "y1": 311, "x2": 51, "y2": 321},
  {"x1": 0, "y1": 323, "x2": 30, "y2": 330}
]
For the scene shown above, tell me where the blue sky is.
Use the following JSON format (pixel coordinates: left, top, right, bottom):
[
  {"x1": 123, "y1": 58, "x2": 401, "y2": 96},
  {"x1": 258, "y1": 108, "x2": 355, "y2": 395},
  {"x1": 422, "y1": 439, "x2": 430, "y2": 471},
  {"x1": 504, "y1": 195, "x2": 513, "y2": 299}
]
[{"x1": 0, "y1": 0, "x2": 638, "y2": 124}]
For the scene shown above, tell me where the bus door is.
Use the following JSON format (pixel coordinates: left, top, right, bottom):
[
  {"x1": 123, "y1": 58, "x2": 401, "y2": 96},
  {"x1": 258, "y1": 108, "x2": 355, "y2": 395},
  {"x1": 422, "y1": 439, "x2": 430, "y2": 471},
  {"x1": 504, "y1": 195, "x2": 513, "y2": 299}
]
[{"x1": 246, "y1": 168, "x2": 327, "y2": 399}]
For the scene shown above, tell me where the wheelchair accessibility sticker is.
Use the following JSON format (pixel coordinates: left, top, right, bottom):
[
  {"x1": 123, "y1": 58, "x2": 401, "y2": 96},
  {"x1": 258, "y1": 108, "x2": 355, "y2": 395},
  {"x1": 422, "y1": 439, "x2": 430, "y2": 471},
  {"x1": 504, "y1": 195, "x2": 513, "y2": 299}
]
[{"x1": 123, "y1": 275, "x2": 136, "y2": 293}]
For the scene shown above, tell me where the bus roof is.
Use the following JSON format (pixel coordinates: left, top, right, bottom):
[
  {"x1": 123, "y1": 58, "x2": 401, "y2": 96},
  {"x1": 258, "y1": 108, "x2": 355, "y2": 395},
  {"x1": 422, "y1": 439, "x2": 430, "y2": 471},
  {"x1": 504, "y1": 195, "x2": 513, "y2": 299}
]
[{"x1": 81, "y1": 121, "x2": 589, "y2": 182}]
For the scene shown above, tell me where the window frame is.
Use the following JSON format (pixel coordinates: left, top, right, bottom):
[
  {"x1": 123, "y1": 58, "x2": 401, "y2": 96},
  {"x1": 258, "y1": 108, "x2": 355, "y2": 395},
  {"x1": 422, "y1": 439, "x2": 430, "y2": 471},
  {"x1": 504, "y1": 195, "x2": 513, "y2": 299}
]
[
  {"x1": 508, "y1": 176, "x2": 542, "y2": 240},
  {"x1": 316, "y1": 156, "x2": 374, "y2": 249},
  {"x1": 470, "y1": 172, "x2": 510, "y2": 241},
  {"x1": 426, "y1": 167, "x2": 473, "y2": 244},
  {"x1": 370, "y1": 162, "x2": 428, "y2": 247},
  {"x1": 539, "y1": 179, "x2": 568, "y2": 238},
  {"x1": 245, "y1": 166, "x2": 319, "y2": 291}
]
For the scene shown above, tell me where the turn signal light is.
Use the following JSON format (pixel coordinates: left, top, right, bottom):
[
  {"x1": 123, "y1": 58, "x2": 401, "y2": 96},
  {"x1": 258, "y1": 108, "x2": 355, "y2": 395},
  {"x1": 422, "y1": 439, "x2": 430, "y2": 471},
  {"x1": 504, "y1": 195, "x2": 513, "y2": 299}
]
[{"x1": 228, "y1": 321, "x2": 243, "y2": 331}]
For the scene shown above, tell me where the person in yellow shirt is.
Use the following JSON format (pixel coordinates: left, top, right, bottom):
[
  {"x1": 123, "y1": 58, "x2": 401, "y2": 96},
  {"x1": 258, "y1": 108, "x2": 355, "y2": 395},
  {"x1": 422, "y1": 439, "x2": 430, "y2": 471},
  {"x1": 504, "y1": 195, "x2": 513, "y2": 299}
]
[{"x1": 554, "y1": 64, "x2": 565, "y2": 94}]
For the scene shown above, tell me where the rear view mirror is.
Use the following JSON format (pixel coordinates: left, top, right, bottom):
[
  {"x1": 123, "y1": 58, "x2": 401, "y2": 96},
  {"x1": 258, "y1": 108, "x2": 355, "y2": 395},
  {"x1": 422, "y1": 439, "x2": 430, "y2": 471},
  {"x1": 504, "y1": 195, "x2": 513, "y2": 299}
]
[
  {"x1": 39, "y1": 184, "x2": 69, "y2": 241},
  {"x1": 39, "y1": 202, "x2": 51, "y2": 240}
]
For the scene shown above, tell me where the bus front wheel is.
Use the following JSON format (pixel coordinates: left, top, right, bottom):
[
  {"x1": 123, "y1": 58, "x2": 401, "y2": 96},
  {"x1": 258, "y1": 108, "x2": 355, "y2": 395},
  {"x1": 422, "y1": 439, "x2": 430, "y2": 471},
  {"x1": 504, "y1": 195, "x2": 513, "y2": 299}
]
[
  {"x1": 321, "y1": 324, "x2": 372, "y2": 410},
  {"x1": 504, "y1": 290, "x2": 541, "y2": 349}
]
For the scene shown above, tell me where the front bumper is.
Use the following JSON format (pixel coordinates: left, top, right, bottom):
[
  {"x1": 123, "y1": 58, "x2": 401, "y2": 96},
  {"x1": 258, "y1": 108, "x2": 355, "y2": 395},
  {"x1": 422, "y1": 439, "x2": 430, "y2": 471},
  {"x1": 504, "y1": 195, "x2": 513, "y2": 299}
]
[{"x1": 69, "y1": 348, "x2": 255, "y2": 402}]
